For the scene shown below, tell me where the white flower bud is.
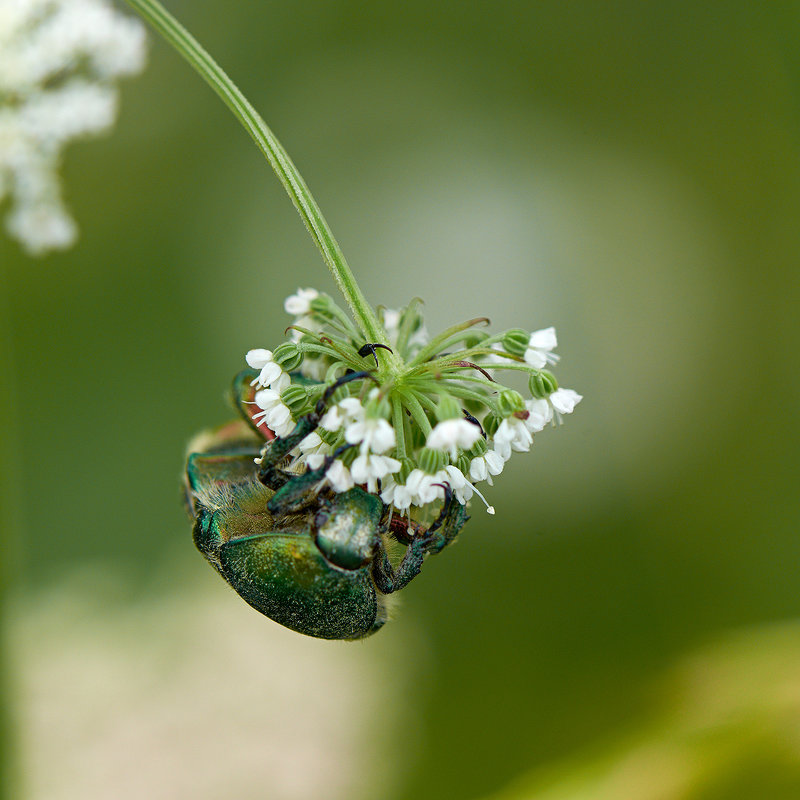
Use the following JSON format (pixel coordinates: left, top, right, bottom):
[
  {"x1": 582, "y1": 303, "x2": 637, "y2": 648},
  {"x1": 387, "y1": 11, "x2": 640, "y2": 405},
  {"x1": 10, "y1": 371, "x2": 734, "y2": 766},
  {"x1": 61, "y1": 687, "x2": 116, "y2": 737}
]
[{"x1": 284, "y1": 288, "x2": 319, "y2": 316}]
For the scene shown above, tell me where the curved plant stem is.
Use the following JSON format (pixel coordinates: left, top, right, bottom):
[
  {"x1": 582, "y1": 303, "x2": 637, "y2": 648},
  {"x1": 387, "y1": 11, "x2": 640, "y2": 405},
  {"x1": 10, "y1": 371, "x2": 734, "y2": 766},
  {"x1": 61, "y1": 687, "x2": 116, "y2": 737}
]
[{"x1": 125, "y1": 0, "x2": 393, "y2": 358}]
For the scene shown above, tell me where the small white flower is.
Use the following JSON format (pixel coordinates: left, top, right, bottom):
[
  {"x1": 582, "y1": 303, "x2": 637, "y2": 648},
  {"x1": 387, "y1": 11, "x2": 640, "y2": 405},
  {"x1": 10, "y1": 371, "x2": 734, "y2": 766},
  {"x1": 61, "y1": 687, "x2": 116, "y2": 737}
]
[
  {"x1": 443, "y1": 465, "x2": 473, "y2": 504},
  {"x1": 305, "y1": 455, "x2": 354, "y2": 493},
  {"x1": 406, "y1": 469, "x2": 447, "y2": 506},
  {"x1": 443, "y1": 465, "x2": 495, "y2": 514},
  {"x1": 469, "y1": 450, "x2": 505, "y2": 484},
  {"x1": 265, "y1": 403, "x2": 294, "y2": 437},
  {"x1": 380, "y1": 476, "x2": 414, "y2": 512},
  {"x1": 298, "y1": 432, "x2": 326, "y2": 455},
  {"x1": 251, "y1": 387, "x2": 295, "y2": 436},
  {"x1": 325, "y1": 459, "x2": 354, "y2": 493},
  {"x1": 550, "y1": 388, "x2": 582, "y2": 415},
  {"x1": 246, "y1": 349, "x2": 289, "y2": 389},
  {"x1": 251, "y1": 387, "x2": 281, "y2": 427},
  {"x1": 427, "y1": 418, "x2": 482, "y2": 459},
  {"x1": 524, "y1": 398, "x2": 553, "y2": 433},
  {"x1": 345, "y1": 416, "x2": 395, "y2": 454},
  {"x1": 524, "y1": 389, "x2": 582, "y2": 432},
  {"x1": 298, "y1": 356, "x2": 328, "y2": 382},
  {"x1": 350, "y1": 453, "x2": 401, "y2": 492},
  {"x1": 305, "y1": 453, "x2": 326, "y2": 470},
  {"x1": 284, "y1": 287, "x2": 319, "y2": 316},
  {"x1": 524, "y1": 327, "x2": 559, "y2": 369},
  {"x1": 319, "y1": 397, "x2": 363, "y2": 432},
  {"x1": 382, "y1": 308, "x2": 402, "y2": 343},
  {"x1": 493, "y1": 416, "x2": 533, "y2": 460}
]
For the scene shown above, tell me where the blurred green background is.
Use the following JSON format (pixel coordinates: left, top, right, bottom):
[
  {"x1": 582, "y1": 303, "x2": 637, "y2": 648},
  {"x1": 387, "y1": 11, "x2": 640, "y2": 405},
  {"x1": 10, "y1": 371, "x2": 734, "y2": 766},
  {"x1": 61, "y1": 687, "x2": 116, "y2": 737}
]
[{"x1": 3, "y1": 1, "x2": 800, "y2": 798}]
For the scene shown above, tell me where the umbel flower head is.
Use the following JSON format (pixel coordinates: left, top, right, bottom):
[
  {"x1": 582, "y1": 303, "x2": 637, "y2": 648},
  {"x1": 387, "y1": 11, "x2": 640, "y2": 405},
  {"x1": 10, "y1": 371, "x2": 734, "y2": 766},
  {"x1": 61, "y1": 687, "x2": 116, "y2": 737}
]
[
  {"x1": 243, "y1": 289, "x2": 582, "y2": 523},
  {"x1": 0, "y1": 0, "x2": 147, "y2": 255}
]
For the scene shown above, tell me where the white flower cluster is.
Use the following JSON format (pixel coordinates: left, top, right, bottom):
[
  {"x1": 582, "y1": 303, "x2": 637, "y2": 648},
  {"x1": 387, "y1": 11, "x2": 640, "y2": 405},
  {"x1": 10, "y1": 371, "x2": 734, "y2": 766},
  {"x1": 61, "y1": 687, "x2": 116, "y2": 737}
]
[
  {"x1": 243, "y1": 291, "x2": 582, "y2": 522},
  {"x1": 306, "y1": 394, "x2": 401, "y2": 494},
  {"x1": 246, "y1": 348, "x2": 294, "y2": 436},
  {"x1": 0, "y1": 0, "x2": 146, "y2": 254}
]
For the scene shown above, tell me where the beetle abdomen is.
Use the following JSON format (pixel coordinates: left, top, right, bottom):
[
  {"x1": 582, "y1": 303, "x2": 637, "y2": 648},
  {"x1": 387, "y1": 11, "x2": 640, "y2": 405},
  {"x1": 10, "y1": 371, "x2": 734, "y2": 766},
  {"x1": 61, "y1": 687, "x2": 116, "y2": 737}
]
[{"x1": 220, "y1": 532, "x2": 383, "y2": 640}]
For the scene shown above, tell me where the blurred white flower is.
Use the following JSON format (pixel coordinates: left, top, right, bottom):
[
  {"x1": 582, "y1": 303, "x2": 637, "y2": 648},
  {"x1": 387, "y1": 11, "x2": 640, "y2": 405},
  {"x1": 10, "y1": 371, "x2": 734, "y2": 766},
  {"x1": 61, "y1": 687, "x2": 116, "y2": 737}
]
[
  {"x1": 406, "y1": 468, "x2": 447, "y2": 506},
  {"x1": 345, "y1": 415, "x2": 395, "y2": 455},
  {"x1": 524, "y1": 326, "x2": 559, "y2": 369},
  {"x1": 350, "y1": 452, "x2": 401, "y2": 492},
  {"x1": 551, "y1": 387, "x2": 582, "y2": 415},
  {"x1": 525, "y1": 388, "x2": 583, "y2": 432},
  {"x1": 427, "y1": 418, "x2": 482, "y2": 459},
  {"x1": 307, "y1": 454, "x2": 355, "y2": 493},
  {"x1": 493, "y1": 416, "x2": 533, "y2": 460},
  {"x1": 320, "y1": 397, "x2": 363, "y2": 432},
  {"x1": 284, "y1": 287, "x2": 319, "y2": 316},
  {"x1": 0, "y1": 0, "x2": 147, "y2": 255},
  {"x1": 380, "y1": 475, "x2": 414, "y2": 512},
  {"x1": 11, "y1": 577, "x2": 420, "y2": 800}
]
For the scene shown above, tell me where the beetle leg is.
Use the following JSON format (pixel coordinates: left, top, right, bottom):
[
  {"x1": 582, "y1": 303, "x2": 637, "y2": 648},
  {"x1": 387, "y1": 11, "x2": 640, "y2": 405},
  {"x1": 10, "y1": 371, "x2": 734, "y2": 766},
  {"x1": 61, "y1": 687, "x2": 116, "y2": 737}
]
[
  {"x1": 267, "y1": 444, "x2": 354, "y2": 515},
  {"x1": 372, "y1": 487, "x2": 469, "y2": 593},
  {"x1": 257, "y1": 415, "x2": 319, "y2": 490},
  {"x1": 257, "y1": 371, "x2": 375, "y2": 492}
]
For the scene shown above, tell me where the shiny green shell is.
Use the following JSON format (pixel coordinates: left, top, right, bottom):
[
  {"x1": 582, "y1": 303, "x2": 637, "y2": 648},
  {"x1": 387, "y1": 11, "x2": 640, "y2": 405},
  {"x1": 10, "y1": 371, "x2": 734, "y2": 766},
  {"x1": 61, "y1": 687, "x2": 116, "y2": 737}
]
[{"x1": 184, "y1": 421, "x2": 389, "y2": 640}]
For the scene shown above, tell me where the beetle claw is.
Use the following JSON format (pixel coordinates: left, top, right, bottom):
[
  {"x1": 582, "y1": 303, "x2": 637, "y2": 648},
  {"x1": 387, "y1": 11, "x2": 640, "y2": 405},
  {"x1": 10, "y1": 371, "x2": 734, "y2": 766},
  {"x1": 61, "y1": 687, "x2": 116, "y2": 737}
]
[{"x1": 357, "y1": 342, "x2": 393, "y2": 368}]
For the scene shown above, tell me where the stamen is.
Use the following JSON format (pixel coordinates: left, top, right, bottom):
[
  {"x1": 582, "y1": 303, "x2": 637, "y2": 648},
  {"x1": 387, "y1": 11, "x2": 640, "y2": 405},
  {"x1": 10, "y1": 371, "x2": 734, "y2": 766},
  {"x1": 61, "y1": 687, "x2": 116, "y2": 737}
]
[{"x1": 470, "y1": 483, "x2": 496, "y2": 515}]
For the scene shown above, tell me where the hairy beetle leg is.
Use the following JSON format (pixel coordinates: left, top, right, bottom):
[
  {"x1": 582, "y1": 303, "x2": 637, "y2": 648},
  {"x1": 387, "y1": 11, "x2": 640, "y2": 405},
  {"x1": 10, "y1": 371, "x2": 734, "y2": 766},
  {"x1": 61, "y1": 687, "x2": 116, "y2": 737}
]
[
  {"x1": 258, "y1": 371, "x2": 374, "y2": 492},
  {"x1": 267, "y1": 444, "x2": 355, "y2": 515}
]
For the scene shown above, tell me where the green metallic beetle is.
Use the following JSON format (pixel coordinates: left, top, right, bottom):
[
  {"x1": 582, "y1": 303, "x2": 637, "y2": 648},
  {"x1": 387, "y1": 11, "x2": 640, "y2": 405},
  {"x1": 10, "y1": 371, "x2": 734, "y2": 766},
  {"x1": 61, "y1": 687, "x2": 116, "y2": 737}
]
[{"x1": 184, "y1": 370, "x2": 468, "y2": 640}]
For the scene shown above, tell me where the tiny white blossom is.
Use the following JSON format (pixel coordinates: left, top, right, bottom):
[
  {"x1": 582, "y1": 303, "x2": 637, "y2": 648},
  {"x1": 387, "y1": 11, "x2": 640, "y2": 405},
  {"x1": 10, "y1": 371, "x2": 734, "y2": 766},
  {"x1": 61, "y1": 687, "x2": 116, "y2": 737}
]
[
  {"x1": 246, "y1": 349, "x2": 288, "y2": 389},
  {"x1": 469, "y1": 450, "x2": 505, "y2": 484},
  {"x1": 525, "y1": 389, "x2": 582, "y2": 432},
  {"x1": 345, "y1": 416, "x2": 395, "y2": 454},
  {"x1": 0, "y1": 0, "x2": 147, "y2": 254},
  {"x1": 350, "y1": 453, "x2": 401, "y2": 492},
  {"x1": 380, "y1": 476, "x2": 414, "y2": 512},
  {"x1": 298, "y1": 432, "x2": 325, "y2": 455},
  {"x1": 382, "y1": 308, "x2": 402, "y2": 343},
  {"x1": 265, "y1": 403, "x2": 294, "y2": 438},
  {"x1": 493, "y1": 416, "x2": 533, "y2": 460},
  {"x1": 443, "y1": 465, "x2": 473, "y2": 504},
  {"x1": 305, "y1": 453, "x2": 326, "y2": 470},
  {"x1": 252, "y1": 387, "x2": 281, "y2": 426},
  {"x1": 319, "y1": 397, "x2": 363, "y2": 432},
  {"x1": 427, "y1": 418, "x2": 482, "y2": 459},
  {"x1": 524, "y1": 327, "x2": 559, "y2": 369},
  {"x1": 550, "y1": 388, "x2": 582, "y2": 415},
  {"x1": 406, "y1": 469, "x2": 447, "y2": 506},
  {"x1": 298, "y1": 355, "x2": 328, "y2": 382},
  {"x1": 305, "y1": 454, "x2": 354, "y2": 493},
  {"x1": 325, "y1": 459, "x2": 354, "y2": 493},
  {"x1": 524, "y1": 398, "x2": 553, "y2": 433},
  {"x1": 284, "y1": 287, "x2": 319, "y2": 316},
  {"x1": 443, "y1": 464, "x2": 495, "y2": 513}
]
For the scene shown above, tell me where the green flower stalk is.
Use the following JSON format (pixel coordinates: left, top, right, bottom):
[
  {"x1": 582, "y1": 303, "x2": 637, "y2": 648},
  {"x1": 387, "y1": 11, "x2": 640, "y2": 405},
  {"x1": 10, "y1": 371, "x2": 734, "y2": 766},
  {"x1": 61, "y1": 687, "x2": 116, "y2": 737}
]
[{"x1": 125, "y1": 0, "x2": 582, "y2": 523}]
